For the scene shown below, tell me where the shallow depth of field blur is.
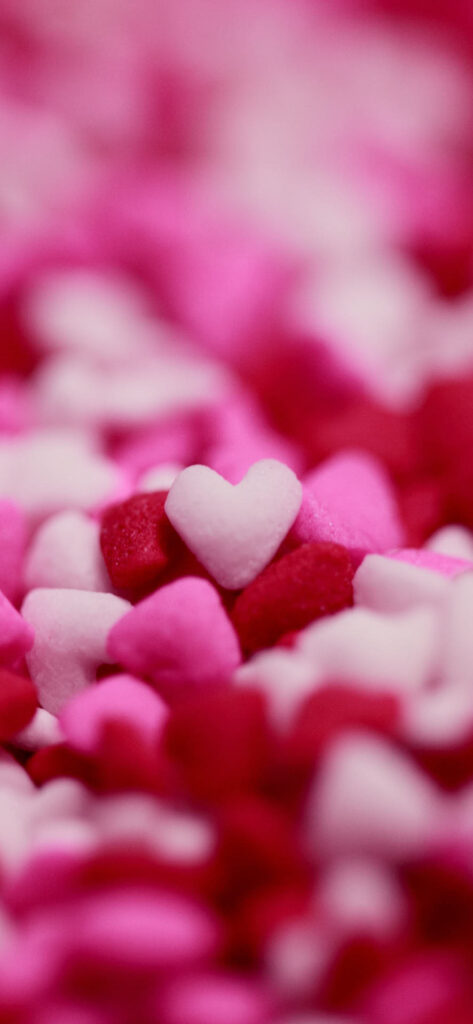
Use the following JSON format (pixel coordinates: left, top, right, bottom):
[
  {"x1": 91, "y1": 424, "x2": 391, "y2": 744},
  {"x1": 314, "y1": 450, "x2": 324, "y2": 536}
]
[
  {"x1": 2, "y1": 3, "x2": 473, "y2": 1024},
  {"x1": 2, "y1": 0, "x2": 473, "y2": 405}
]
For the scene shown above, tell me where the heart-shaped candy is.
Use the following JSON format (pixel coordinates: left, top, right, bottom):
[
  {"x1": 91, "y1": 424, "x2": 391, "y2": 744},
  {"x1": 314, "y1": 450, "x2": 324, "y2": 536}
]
[{"x1": 165, "y1": 460, "x2": 302, "y2": 590}]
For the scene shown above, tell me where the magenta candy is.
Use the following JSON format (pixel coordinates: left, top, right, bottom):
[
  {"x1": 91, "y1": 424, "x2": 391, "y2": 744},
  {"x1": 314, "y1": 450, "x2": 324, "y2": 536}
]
[
  {"x1": 292, "y1": 452, "x2": 405, "y2": 562},
  {"x1": 107, "y1": 577, "x2": 241, "y2": 699},
  {"x1": 59, "y1": 674, "x2": 168, "y2": 754}
]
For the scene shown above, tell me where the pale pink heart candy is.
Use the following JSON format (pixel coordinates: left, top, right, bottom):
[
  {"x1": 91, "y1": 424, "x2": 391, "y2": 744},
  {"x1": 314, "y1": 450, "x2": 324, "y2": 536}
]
[
  {"x1": 307, "y1": 732, "x2": 442, "y2": 860},
  {"x1": 389, "y1": 547, "x2": 473, "y2": 577},
  {"x1": 34, "y1": 352, "x2": 228, "y2": 431},
  {"x1": 0, "y1": 429, "x2": 124, "y2": 522},
  {"x1": 165, "y1": 460, "x2": 302, "y2": 590},
  {"x1": 0, "y1": 591, "x2": 34, "y2": 667},
  {"x1": 426, "y1": 525, "x2": 473, "y2": 561},
  {"x1": 24, "y1": 267, "x2": 158, "y2": 361},
  {"x1": 22, "y1": 589, "x2": 131, "y2": 715},
  {"x1": 59, "y1": 674, "x2": 168, "y2": 754},
  {"x1": 319, "y1": 858, "x2": 406, "y2": 939},
  {"x1": 0, "y1": 499, "x2": 27, "y2": 602},
  {"x1": 137, "y1": 462, "x2": 182, "y2": 492},
  {"x1": 298, "y1": 606, "x2": 439, "y2": 694},
  {"x1": 265, "y1": 917, "x2": 332, "y2": 1002},
  {"x1": 402, "y1": 688, "x2": 473, "y2": 748},
  {"x1": 291, "y1": 451, "x2": 404, "y2": 562},
  {"x1": 107, "y1": 577, "x2": 241, "y2": 698},
  {"x1": 440, "y1": 571, "x2": 473, "y2": 687},
  {"x1": 234, "y1": 649, "x2": 320, "y2": 730},
  {"x1": 0, "y1": 750, "x2": 34, "y2": 793},
  {"x1": 71, "y1": 888, "x2": 220, "y2": 970},
  {"x1": 354, "y1": 554, "x2": 449, "y2": 613},
  {"x1": 27, "y1": 777, "x2": 91, "y2": 829},
  {"x1": 158, "y1": 972, "x2": 271, "y2": 1024},
  {"x1": 0, "y1": 379, "x2": 30, "y2": 435},
  {"x1": 13, "y1": 708, "x2": 63, "y2": 752},
  {"x1": 97, "y1": 795, "x2": 214, "y2": 865},
  {"x1": 25, "y1": 511, "x2": 110, "y2": 592}
]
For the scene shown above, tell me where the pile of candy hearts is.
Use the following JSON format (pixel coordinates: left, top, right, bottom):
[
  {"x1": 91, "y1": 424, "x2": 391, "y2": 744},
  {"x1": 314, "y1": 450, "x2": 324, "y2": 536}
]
[{"x1": 1, "y1": 1, "x2": 473, "y2": 1022}]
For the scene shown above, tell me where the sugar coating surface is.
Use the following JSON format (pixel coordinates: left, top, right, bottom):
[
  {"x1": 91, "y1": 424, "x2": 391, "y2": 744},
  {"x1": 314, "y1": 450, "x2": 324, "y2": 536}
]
[
  {"x1": 59, "y1": 674, "x2": 168, "y2": 754},
  {"x1": 232, "y1": 541, "x2": 354, "y2": 653},
  {"x1": 107, "y1": 576, "x2": 241, "y2": 698},
  {"x1": 165, "y1": 459, "x2": 303, "y2": 589},
  {"x1": 292, "y1": 452, "x2": 404, "y2": 560},
  {"x1": 22, "y1": 589, "x2": 131, "y2": 714},
  {"x1": 99, "y1": 490, "x2": 180, "y2": 590},
  {"x1": 354, "y1": 554, "x2": 450, "y2": 612},
  {"x1": 25, "y1": 510, "x2": 110, "y2": 592}
]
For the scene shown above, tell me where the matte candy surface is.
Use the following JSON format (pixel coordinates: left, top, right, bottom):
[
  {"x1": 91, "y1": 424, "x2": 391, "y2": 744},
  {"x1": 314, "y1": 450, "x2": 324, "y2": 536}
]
[
  {"x1": 22, "y1": 589, "x2": 131, "y2": 714},
  {"x1": 292, "y1": 452, "x2": 404, "y2": 561},
  {"x1": 25, "y1": 510, "x2": 110, "y2": 592},
  {"x1": 354, "y1": 555, "x2": 449, "y2": 612},
  {"x1": 232, "y1": 541, "x2": 354, "y2": 654},
  {"x1": 59, "y1": 674, "x2": 168, "y2": 754},
  {"x1": 107, "y1": 577, "x2": 241, "y2": 698},
  {"x1": 0, "y1": 669, "x2": 37, "y2": 739},
  {"x1": 165, "y1": 460, "x2": 302, "y2": 589},
  {"x1": 298, "y1": 606, "x2": 439, "y2": 693},
  {"x1": 100, "y1": 490, "x2": 181, "y2": 590}
]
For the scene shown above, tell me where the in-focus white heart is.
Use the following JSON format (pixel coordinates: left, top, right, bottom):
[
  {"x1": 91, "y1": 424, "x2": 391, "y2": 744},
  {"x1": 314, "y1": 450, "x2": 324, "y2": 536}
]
[{"x1": 165, "y1": 459, "x2": 302, "y2": 590}]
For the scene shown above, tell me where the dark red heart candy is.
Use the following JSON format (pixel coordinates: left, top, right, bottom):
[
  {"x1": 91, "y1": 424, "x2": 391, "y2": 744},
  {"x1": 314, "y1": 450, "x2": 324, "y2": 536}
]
[
  {"x1": 0, "y1": 668, "x2": 37, "y2": 739},
  {"x1": 231, "y1": 541, "x2": 354, "y2": 655},
  {"x1": 100, "y1": 490, "x2": 181, "y2": 590}
]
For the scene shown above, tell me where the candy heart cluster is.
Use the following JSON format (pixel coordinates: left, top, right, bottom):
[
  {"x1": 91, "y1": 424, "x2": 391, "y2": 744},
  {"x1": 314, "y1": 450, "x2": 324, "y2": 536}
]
[{"x1": 1, "y1": 1, "x2": 473, "y2": 1023}]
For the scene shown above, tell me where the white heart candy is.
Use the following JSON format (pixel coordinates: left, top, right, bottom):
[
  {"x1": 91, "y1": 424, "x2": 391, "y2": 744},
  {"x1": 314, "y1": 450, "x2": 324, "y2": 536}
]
[{"x1": 165, "y1": 459, "x2": 302, "y2": 590}]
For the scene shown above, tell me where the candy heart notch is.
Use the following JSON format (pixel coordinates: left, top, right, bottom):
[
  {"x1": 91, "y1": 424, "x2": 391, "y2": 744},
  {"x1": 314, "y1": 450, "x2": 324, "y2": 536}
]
[{"x1": 165, "y1": 460, "x2": 303, "y2": 590}]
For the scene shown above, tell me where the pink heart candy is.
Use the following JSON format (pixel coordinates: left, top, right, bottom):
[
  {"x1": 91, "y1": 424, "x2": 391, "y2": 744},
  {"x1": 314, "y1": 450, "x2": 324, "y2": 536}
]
[
  {"x1": 25, "y1": 511, "x2": 110, "y2": 593},
  {"x1": 389, "y1": 547, "x2": 473, "y2": 578},
  {"x1": 291, "y1": 451, "x2": 404, "y2": 562},
  {"x1": 107, "y1": 577, "x2": 241, "y2": 699},
  {"x1": 59, "y1": 674, "x2": 168, "y2": 754},
  {"x1": 165, "y1": 460, "x2": 302, "y2": 590}
]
